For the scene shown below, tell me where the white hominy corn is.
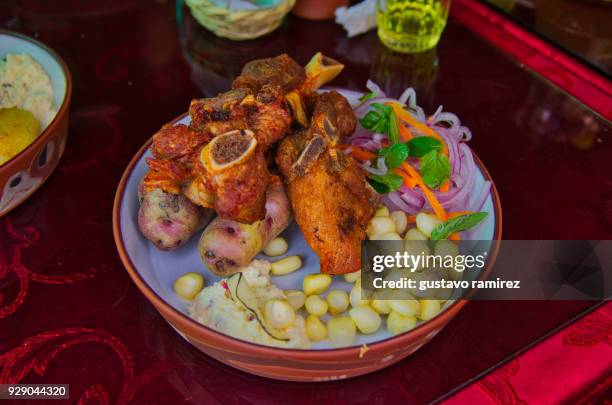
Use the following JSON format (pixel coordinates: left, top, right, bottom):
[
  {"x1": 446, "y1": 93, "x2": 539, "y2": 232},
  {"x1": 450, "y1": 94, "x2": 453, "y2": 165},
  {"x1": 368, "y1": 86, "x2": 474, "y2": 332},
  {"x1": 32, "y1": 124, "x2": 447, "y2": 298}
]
[
  {"x1": 434, "y1": 240, "x2": 462, "y2": 281},
  {"x1": 434, "y1": 239, "x2": 460, "y2": 257},
  {"x1": 174, "y1": 272, "x2": 205, "y2": 300},
  {"x1": 447, "y1": 266, "x2": 463, "y2": 281},
  {"x1": 284, "y1": 289, "x2": 306, "y2": 310},
  {"x1": 389, "y1": 299, "x2": 420, "y2": 317},
  {"x1": 418, "y1": 299, "x2": 441, "y2": 321},
  {"x1": 375, "y1": 206, "x2": 390, "y2": 217},
  {"x1": 271, "y1": 255, "x2": 302, "y2": 276},
  {"x1": 390, "y1": 211, "x2": 408, "y2": 235},
  {"x1": 404, "y1": 228, "x2": 428, "y2": 241},
  {"x1": 327, "y1": 290, "x2": 349, "y2": 314},
  {"x1": 305, "y1": 295, "x2": 328, "y2": 316},
  {"x1": 349, "y1": 306, "x2": 381, "y2": 334},
  {"x1": 403, "y1": 240, "x2": 430, "y2": 271},
  {"x1": 327, "y1": 317, "x2": 356, "y2": 347},
  {"x1": 344, "y1": 270, "x2": 361, "y2": 283},
  {"x1": 306, "y1": 315, "x2": 327, "y2": 341},
  {"x1": 366, "y1": 217, "x2": 396, "y2": 239},
  {"x1": 387, "y1": 311, "x2": 417, "y2": 335},
  {"x1": 349, "y1": 284, "x2": 370, "y2": 307},
  {"x1": 416, "y1": 212, "x2": 442, "y2": 238},
  {"x1": 408, "y1": 271, "x2": 439, "y2": 298},
  {"x1": 264, "y1": 299, "x2": 296, "y2": 329},
  {"x1": 263, "y1": 237, "x2": 289, "y2": 257},
  {"x1": 303, "y1": 274, "x2": 332, "y2": 295},
  {"x1": 370, "y1": 298, "x2": 391, "y2": 314},
  {"x1": 384, "y1": 268, "x2": 411, "y2": 284},
  {"x1": 378, "y1": 232, "x2": 403, "y2": 240}
]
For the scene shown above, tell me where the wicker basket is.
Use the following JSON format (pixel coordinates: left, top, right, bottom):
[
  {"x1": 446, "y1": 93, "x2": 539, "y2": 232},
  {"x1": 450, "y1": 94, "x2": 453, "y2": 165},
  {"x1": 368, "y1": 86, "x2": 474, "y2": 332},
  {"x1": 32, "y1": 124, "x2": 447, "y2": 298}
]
[{"x1": 184, "y1": 0, "x2": 296, "y2": 40}]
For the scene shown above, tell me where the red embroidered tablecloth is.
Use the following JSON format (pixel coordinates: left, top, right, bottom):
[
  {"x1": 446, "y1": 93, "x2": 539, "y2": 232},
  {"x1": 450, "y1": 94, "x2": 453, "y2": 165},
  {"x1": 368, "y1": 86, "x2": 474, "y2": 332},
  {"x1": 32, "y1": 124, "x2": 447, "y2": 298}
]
[{"x1": 0, "y1": 1, "x2": 610, "y2": 403}]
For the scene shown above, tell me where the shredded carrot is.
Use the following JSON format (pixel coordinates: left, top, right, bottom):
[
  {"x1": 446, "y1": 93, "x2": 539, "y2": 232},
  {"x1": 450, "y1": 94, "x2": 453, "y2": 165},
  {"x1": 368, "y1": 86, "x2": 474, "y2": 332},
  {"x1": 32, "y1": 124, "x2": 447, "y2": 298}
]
[
  {"x1": 387, "y1": 102, "x2": 448, "y2": 156},
  {"x1": 406, "y1": 215, "x2": 417, "y2": 224},
  {"x1": 348, "y1": 140, "x2": 449, "y2": 222},
  {"x1": 449, "y1": 232, "x2": 461, "y2": 241},
  {"x1": 440, "y1": 180, "x2": 450, "y2": 192},
  {"x1": 349, "y1": 146, "x2": 377, "y2": 161},
  {"x1": 394, "y1": 168, "x2": 417, "y2": 188},
  {"x1": 400, "y1": 161, "x2": 421, "y2": 180},
  {"x1": 398, "y1": 124, "x2": 413, "y2": 141},
  {"x1": 419, "y1": 183, "x2": 448, "y2": 221},
  {"x1": 447, "y1": 211, "x2": 473, "y2": 219},
  {"x1": 400, "y1": 162, "x2": 447, "y2": 221}
]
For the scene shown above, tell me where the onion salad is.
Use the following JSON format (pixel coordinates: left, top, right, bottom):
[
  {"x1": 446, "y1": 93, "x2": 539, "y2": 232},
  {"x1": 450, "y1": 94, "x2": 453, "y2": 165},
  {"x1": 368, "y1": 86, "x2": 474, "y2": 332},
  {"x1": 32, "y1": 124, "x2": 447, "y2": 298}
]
[{"x1": 345, "y1": 81, "x2": 491, "y2": 240}]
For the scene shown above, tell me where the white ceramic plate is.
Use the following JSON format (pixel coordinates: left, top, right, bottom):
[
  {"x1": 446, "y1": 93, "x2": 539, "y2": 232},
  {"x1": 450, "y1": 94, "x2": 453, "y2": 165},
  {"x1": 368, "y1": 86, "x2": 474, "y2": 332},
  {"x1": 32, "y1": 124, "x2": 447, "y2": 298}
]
[{"x1": 117, "y1": 89, "x2": 497, "y2": 349}]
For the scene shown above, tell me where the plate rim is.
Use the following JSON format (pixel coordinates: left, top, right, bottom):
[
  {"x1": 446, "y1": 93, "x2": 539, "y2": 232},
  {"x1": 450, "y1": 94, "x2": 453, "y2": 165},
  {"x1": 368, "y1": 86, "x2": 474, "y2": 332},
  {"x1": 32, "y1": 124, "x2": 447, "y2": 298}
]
[{"x1": 113, "y1": 110, "x2": 503, "y2": 357}]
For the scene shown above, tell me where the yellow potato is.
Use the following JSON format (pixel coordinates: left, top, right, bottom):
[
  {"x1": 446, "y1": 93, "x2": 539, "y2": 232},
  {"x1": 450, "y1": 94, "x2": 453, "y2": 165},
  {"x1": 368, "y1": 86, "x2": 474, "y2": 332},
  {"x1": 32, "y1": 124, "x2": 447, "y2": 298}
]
[{"x1": 0, "y1": 108, "x2": 40, "y2": 165}]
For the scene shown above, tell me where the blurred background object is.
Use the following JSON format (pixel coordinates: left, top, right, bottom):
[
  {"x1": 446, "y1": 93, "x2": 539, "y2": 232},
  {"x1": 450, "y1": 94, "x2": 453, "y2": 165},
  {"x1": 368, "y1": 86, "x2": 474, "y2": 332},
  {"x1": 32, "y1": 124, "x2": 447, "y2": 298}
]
[
  {"x1": 335, "y1": 0, "x2": 377, "y2": 37},
  {"x1": 0, "y1": 0, "x2": 19, "y2": 30},
  {"x1": 370, "y1": 43, "x2": 438, "y2": 96},
  {"x1": 485, "y1": 0, "x2": 515, "y2": 12},
  {"x1": 481, "y1": 0, "x2": 612, "y2": 76},
  {"x1": 376, "y1": 0, "x2": 452, "y2": 53},
  {"x1": 182, "y1": 0, "x2": 295, "y2": 40},
  {"x1": 515, "y1": 78, "x2": 603, "y2": 151},
  {"x1": 292, "y1": 0, "x2": 349, "y2": 20},
  {"x1": 178, "y1": 6, "x2": 292, "y2": 95}
]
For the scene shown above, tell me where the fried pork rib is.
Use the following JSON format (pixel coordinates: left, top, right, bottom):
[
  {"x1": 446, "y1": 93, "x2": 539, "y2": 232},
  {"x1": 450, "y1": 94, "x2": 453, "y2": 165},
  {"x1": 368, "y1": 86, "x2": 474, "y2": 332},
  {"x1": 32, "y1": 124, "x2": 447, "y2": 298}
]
[
  {"x1": 199, "y1": 129, "x2": 269, "y2": 223},
  {"x1": 143, "y1": 124, "x2": 211, "y2": 194},
  {"x1": 143, "y1": 53, "x2": 346, "y2": 224},
  {"x1": 232, "y1": 53, "x2": 306, "y2": 94},
  {"x1": 189, "y1": 85, "x2": 292, "y2": 148},
  {"x1": 276, "y1": 91, "x2": 376, "y2": 275},
  {"x1": 185, "y1": 84, "x2": 290, "y2": 219}
]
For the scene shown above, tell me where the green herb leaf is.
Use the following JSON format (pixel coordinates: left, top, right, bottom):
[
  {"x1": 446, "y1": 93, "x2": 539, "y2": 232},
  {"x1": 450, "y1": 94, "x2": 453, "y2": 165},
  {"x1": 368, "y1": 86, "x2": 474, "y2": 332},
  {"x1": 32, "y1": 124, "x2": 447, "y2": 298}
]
[
  {"x1": 359, "y1": 103, "x2": 400, "y2": 144},
  {"x1": 359, "y1": 103, "x2": 392, "y2": 134},
  {"x1": 389, "y1": 110, "x2": 399, "y2": 144},
  {"x1": 358, "y1": 91, "x2": 376, "y2": 103},
  {"x1": 378, "y1": 143, "x2": 409, "y2": 169},
  {"x1": 430, "y1": 212, "x2": 489, "y2": 240},
  {"x1": 420, "y1": 150, "x2": 450, "y2": 189},
  {"x1": 366, "y1": 172, "x2": 403, "y2": 194},
  {"x1": 406, "y1": 137, "x2": 442, "y2": 157}
]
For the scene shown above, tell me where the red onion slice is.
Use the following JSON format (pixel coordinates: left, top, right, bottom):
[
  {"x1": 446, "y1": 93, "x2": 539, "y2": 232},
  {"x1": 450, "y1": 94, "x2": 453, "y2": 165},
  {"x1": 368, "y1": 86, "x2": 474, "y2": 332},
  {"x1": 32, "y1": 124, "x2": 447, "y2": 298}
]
[{"x1": 351, "y1": 80, "x2": 490, "y2": 220}]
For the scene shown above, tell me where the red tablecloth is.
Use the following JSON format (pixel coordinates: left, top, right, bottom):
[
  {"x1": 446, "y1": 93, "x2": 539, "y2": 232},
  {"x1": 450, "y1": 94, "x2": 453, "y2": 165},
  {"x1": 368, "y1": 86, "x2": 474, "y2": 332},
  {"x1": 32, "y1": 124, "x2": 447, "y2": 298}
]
[
  {"x1": 0, "y1": 1, "x2": 610, "y2": 403},
  {"x1": 449, "y1": 302, "x2": 611, "y2": 404}
]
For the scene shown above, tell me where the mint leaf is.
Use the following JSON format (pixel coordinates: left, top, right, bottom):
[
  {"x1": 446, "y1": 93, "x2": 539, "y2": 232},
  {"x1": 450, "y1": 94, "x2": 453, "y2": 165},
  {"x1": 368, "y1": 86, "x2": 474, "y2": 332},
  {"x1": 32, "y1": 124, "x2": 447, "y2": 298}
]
[
  {"x1": 420, "y1": 150, "x2": 450, "y2": 189},
  {"x1": 367, "y1": 172, "x2": 403, "y2": 194},
  {"x1": 359, "y1": 103, "x2": 400, "y2": 144},
  {"x1": 406, "y1": 137, "x2": 442, "y2": 157},
  {"x1": 358, "y1": 91, "x2": 376, "y2": 103},
  {"x1": 430, "y1": 212, "x2": 488, "y2": 240},
  {"x1": 359, "y1": 103, "x2": 391, "y2": 134},
  {"x1": 366, "y1": 178, "x2": 389, "y2": 194},
  {"x1": 378, "y1": 143, "x2": 409, "y2": 169}
]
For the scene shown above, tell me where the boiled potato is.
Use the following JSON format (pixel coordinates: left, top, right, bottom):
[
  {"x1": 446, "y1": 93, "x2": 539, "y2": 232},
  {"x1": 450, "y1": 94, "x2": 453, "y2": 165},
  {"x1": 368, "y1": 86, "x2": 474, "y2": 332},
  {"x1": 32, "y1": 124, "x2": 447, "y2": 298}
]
[{"x1": 0, "y1": 108, "x2": 39, "y2": 165}]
